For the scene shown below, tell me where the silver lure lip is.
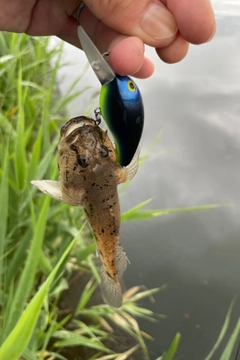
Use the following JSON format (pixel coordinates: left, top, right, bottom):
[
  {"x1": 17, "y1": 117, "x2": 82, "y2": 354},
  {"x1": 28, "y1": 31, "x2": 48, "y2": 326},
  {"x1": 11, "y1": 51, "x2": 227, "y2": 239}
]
[{"x1": 77, "y1": 26, "x2": 116, "y2": 85}]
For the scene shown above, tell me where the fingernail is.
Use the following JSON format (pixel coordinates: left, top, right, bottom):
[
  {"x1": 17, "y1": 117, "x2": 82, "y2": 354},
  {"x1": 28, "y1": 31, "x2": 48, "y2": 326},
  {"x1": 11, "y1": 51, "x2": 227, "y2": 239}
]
[{"x1": 140, "y1": 3, "x2": 178, "y2": 40}]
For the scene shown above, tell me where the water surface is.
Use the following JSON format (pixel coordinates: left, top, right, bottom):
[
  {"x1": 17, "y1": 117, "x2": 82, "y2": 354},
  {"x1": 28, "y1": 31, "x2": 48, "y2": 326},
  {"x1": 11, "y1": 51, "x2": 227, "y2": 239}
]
[{"x1": 57, "y1": 1, "x2": 240, "y2": 358}]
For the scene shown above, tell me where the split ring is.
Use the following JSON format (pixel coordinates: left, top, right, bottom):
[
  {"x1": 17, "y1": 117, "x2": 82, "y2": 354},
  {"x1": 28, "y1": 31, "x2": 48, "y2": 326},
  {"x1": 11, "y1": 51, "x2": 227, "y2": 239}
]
[{"x1": 75, "y1": 2, "x2": 85, "y2": 22}]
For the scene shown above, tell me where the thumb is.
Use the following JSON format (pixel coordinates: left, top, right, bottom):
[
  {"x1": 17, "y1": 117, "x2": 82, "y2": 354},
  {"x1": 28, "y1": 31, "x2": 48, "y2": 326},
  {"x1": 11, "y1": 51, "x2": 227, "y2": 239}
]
[{"x1": 84, "y1": 0, "x2": 178, "y2": 47}]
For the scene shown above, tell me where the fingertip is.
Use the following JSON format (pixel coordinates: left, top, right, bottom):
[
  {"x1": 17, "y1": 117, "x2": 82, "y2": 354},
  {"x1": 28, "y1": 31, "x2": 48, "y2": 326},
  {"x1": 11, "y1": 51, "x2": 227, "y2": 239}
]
[
  {"x1": 132, "y1": 56, "x2": 155, "y2": 78},
  {"x1": 184, "y1": 15, "x2": 216, "y2": 45},
  {"x1": 156, "y1": 33, "x2": 189, "y2": 64},
  {"x1": 108, "y1": 36, "x2": 144, "y2": 76},
  {"x1": 168, "y1": 0, "x2": 216, "y2": 45}
]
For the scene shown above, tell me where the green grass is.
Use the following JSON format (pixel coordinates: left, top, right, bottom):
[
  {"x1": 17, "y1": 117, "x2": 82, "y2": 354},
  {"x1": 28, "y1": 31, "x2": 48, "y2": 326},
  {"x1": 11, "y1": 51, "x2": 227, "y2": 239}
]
[{"x1": 0, "y1": 31, "x2": 239, "y2": 360}]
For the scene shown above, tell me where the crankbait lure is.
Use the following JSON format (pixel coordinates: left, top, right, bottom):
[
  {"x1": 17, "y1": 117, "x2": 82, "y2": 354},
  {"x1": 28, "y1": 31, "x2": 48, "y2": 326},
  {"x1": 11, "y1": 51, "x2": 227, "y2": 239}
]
[{"x1": 77, "y1": 26, "x2": 144, "y2": 167}]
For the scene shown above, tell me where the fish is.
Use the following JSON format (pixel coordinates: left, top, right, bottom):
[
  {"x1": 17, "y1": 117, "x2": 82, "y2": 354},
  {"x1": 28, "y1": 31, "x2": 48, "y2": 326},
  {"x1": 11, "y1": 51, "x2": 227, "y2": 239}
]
[{"x1": 31, "y1": 115, "x2": 140, "y2": 307}]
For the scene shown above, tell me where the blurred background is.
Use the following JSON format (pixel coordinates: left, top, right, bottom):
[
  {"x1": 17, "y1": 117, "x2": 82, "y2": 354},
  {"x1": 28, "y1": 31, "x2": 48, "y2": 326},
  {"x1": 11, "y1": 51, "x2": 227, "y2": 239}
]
[{"x1": 56, "y1": 1, "x2": 240, "y2": 358}]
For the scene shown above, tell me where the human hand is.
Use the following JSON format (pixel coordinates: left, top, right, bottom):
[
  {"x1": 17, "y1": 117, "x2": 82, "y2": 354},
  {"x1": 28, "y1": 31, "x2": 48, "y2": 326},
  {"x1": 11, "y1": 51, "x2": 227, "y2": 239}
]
[{"x1": 0, "y1": 0, "x2": 215, "y2": 78}]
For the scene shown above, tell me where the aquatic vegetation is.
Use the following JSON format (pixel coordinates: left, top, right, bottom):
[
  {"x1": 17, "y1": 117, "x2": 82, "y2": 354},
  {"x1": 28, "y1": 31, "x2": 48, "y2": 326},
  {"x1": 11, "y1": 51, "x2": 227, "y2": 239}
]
[{"x1": 0, "y1": 31, "x2": 162, "y2": 360}]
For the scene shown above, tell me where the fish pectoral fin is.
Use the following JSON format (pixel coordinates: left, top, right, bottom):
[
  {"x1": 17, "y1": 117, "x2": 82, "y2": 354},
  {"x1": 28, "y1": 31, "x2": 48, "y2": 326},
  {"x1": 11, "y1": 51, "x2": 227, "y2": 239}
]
[
  {"x1": 31, "y1": 180, "x2": 63, "y2": 202},
  {"x1": 116, "y1": 144, "x2": 141, "y2": 184},
  {"x1": 100, "y1": 267, "x2": 123, "y2": 308},
  {"x1": 125, "y1": 144, "x2": 141, "y2": 181}
]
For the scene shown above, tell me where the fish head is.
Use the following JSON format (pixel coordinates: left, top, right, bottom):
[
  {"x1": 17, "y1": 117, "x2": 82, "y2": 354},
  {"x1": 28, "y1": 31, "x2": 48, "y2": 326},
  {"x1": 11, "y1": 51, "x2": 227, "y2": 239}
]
[{"x1": 58, "y1": 116, "x2": 117, "y2": 173}]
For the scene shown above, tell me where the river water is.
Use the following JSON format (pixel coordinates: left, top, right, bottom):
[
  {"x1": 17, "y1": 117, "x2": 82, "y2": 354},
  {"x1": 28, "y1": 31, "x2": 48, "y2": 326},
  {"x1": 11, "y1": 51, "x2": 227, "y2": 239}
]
[{"x1": 57, "y1": 1, "x2": 240, "y2": 359}]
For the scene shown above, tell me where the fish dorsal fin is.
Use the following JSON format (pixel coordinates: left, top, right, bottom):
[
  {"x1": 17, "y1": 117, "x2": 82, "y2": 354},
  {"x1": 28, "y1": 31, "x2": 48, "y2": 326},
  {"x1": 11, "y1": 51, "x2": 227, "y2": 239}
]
[{"x1": 31, "y1": 180, "x2": 63, "y2": 202}]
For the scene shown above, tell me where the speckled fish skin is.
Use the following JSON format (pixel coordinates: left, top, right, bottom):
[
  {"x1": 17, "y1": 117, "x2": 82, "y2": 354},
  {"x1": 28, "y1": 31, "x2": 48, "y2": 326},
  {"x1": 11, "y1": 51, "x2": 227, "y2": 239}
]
[
  {"x1": 59, "y1": 116, "x2": 125, "y2": 282},
  {"x1": 31, "y1": 115, "x2": 140, "y2": 307}
]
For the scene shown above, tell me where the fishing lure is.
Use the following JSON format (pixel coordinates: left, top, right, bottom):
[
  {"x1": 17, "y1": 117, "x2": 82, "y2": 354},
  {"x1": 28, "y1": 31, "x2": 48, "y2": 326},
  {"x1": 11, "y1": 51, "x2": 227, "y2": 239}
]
[{"x1": 77, "y1": 26, "x2": 144, "y2": 167}]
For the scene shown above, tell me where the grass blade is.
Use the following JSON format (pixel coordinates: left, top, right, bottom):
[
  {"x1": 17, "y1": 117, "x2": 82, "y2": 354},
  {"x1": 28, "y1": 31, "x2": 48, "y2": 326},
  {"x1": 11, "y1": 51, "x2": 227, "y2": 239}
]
[
  {"x1": 2, "y1": 196, "x2": 51, "y2": 339},
  {"x1": 219, "y1": 318, "x2": 240, "y2": 360},
  {"x1": 0, "y1": 144, "x2": 9, "y2": 306},
  {"x1": 122, "y1": 200, "x2": 225, "y2": 222},
  {"x1": 205, "y1": 300, "x2": 235, "y2": 360},
  {"x1": 14, "y1": 61, "x2": 27, "y2": 190},
  {"x1": 0, "y1": 240, "x2": 75, "y2": 360},
  {"x1": 161, "y1": 333, "x2": 181, "y2": 360},
  {"x1": 53, "y1": 331, "x2": 111, "y2": 353}
]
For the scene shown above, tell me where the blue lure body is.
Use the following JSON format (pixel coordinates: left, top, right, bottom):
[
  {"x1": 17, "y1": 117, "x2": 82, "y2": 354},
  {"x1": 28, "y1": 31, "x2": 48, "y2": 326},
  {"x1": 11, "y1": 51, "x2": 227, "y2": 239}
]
[{"x1": 100, "y1": 75, "x2": 144, "y2": 167}]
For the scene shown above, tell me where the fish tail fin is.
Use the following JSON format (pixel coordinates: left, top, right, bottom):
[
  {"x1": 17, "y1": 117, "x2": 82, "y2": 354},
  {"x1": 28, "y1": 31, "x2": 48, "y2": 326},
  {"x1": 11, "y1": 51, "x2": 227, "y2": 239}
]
[
  {"x1": 100, "y1": 267, "x2": 123, "y2": 308},
  {"x1": 100, "y1": 244, "x2": 129, "y2": 308}
]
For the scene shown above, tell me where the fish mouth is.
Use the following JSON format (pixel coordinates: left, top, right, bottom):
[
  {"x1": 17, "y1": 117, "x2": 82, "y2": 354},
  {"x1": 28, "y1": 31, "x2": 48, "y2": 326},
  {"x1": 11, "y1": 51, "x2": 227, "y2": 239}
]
[{"x1": 60, "y1": 116, "x2": 96, "y2": 139}]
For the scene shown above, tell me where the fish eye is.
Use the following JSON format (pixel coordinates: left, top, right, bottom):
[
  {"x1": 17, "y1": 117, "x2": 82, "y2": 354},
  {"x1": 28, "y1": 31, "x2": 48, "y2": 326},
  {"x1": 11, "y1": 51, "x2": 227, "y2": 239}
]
[
  {"x1": 99, "y1": 145, "x2": 109, "y2": 158},
  {"x1": 127, "y1": 80, "x2": 136, "y2": 92},
  {"x1": 77, "y1": 154, "x2": 89, "y2": 168}
]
